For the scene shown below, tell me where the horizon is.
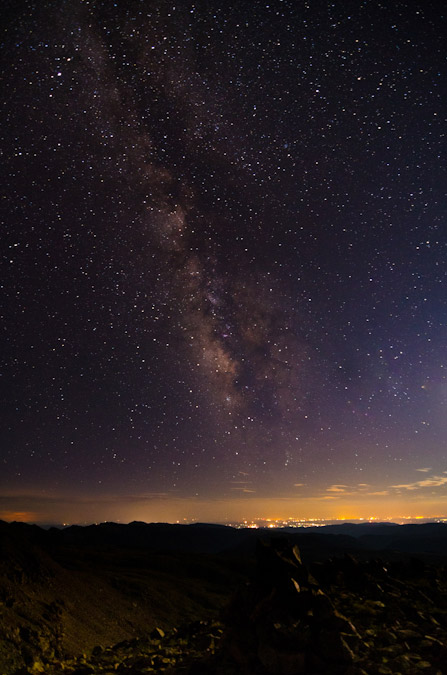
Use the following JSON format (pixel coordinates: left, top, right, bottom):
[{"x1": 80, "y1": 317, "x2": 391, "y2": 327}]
[
  {"x1": 3, "y1": 519, "x2": 447, "y2": 529},
  {"x1": 3, "y1": 513, "x2": 447, "y2": 530}
]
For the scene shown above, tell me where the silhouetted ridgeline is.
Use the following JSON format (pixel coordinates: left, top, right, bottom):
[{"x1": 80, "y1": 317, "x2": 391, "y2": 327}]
[
  {"x1": 2, "y1": 520, "x2": 447, "y2": 673},
  {"x1": 3, "y1": 519, "x2": 447, "y2": 557}
]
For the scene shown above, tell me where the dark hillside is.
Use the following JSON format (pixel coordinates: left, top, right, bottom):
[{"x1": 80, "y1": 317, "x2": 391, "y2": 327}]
[
  {"x1": 2, "y1": 521, "x2": 447, "y2": 673},
  {"x1": 0, "y1": 521, "x2": 247, "y2": 673}
]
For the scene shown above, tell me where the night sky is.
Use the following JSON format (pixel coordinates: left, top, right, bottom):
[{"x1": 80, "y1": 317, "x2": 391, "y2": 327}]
[{"x1": 2, "y1": 0, "x2": 446, "y2": 524}]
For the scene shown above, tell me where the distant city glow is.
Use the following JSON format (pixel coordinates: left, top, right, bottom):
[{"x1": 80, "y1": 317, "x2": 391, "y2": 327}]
[{"x1": 2, "y1": 491, "x2": 447, "y2": 527}]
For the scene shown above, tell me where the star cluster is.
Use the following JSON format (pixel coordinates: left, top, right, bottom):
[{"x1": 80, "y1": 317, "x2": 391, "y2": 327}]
[{"x1": 1, "y1": 0, "x2": 446, "y2": 523}]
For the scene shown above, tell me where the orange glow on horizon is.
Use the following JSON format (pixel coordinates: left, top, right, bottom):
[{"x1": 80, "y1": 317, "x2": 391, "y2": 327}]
[
  {"x1": 0, "y1": 511, "x2": 38, "y2": 523},
  {"x1": 3, "y1": 491, "x2": 447, "y2": 526}
]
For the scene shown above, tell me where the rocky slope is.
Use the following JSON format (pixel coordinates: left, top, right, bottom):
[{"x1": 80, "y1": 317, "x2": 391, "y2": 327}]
[
  {"x1": 2, "y1": 522, "x2": 447, "y2": 674},
  {"x1": 0, "y1": 521, "x2": 246, "y2": 674},
  {"x1": 41, "y1": 542, "x2": 447, "y2": 675}
]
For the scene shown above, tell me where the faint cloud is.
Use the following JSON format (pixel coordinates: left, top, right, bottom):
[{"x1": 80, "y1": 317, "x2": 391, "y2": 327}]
[
  {"x1": 229, "y1": 479, "x2": 253, "y2": 494},
  {"x1": 390, "y1": 484, "x2": 419, "y2": 491},
  {"x1": 229, "y1": 487, "x2": 256, "y2": 493},
  {"x1": 294, "y1": 483, "x2": 305, "y2": 487},
  {"x1": 390, "y1": 475, "x2": 447, "y2": 491},
  {"x1": 415, "y1": 467, "x2": 431, "y2": 473},
  {"x1": 320, "y1": 483, "x2": 391, "y2": 499},
  {"x1": 418, "y1": 477, "x2": 447, "y2": 488},
  {"x1": 137, "y1": 492, "x2": 173, "y2": 500},
  {"x1": 326, "y1": 485, "x2": 349, "y2": 493}
]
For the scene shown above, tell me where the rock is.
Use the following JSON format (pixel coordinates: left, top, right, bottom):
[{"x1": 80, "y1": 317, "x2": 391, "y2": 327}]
[
  {"x1": 341, "y1": 631, "x2": 366, "y2": 651},
  {"x1": 258, "y1": 642, "x2": 307, "y2": 674},
  {"x1": 256, "y1": 538, "x2": 310, "y2": 593},
  {"x1": 378, "y1": 643, "x2": 405, "y2": 658},
  {"x1": 324, "y1": 609, "x2": 359, "y2": 635},
  {"x1": 150, "y1": 626, "x2": 165, "y2": 640},
  {"x1": 377, "y1": 629, "x2": 397, "y2": 646},
  {"x1": 317, "y1": 629, "x2": 355, "y2": 665},
  {"x1": 395, "y1": 628, "x2": 422, "y2": 642},
  {"x1": 312, "y1": 589, "x2": 335, "y2": 621},
  {"x1": 391, "y1": 652, "x2": 415, "y2": 669}
]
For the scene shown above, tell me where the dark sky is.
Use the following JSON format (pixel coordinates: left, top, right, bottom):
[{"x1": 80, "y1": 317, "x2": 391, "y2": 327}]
[{"x1": 2, "y1": 0, "x2": 446, "y2": 524}]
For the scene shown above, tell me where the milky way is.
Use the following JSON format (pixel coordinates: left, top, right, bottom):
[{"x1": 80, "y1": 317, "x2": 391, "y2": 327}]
[{"x1": 2, "y1": 0, "x2": 446, "y2": 522}]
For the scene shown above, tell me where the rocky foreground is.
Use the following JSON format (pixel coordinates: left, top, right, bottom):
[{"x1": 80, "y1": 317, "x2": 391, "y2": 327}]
[{"x1": 8, "y1": 539, "x2": 447, "y2": 675}]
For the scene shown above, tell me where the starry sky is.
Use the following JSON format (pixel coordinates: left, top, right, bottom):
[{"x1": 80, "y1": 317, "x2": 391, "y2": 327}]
[{"x1": 2, "y1": 0, "x2": 446, "y2": 525}]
